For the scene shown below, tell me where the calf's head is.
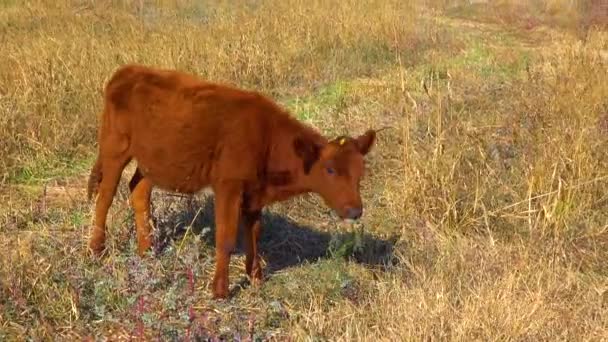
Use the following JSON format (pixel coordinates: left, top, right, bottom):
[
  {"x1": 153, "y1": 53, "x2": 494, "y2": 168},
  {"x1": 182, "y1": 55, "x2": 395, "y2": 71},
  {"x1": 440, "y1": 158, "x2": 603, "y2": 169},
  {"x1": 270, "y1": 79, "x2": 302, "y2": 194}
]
[{"x1": 294, "y1": 129, "x2": 376, "y2": 221}]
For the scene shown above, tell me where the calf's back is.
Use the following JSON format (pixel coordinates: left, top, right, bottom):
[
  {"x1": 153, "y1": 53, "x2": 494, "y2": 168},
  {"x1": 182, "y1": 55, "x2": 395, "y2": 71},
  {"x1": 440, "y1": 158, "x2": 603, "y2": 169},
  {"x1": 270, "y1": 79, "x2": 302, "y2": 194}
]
[{"x1": 100, "y1": 64, "x2": 310, "y2": 194}]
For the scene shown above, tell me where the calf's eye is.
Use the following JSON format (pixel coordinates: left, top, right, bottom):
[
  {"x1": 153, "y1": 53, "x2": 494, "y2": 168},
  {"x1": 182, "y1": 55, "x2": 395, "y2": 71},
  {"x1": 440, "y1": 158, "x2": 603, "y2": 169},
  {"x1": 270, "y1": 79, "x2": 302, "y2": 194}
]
[{"x1": 326, "y1": 167, "x2": 335, "y2": 175}]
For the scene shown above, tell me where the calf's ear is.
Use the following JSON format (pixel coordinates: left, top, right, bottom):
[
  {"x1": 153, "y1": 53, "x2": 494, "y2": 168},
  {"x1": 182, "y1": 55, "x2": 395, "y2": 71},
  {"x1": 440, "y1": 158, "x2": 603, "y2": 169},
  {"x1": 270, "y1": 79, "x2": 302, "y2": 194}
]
[
  {"x1": 293, "y1": 136, "x2": 321, "y2": 174},
  {"x1": 355, "y1": 129, "x2": 376, "y2": 155}
]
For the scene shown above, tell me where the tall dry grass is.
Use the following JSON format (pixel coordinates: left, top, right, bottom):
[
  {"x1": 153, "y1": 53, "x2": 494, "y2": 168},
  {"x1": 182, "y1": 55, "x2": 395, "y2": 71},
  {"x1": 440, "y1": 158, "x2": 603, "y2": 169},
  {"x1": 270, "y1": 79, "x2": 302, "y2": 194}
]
[
  {"x1": 289, "y1": 28, "x2": 608, "y2": 339},
  {"x1": 445, "y1": 0, "x2": 607, "y2": 34},
  {"x1": 0, "y1": 0, "x2": 427, "y2": 183}
]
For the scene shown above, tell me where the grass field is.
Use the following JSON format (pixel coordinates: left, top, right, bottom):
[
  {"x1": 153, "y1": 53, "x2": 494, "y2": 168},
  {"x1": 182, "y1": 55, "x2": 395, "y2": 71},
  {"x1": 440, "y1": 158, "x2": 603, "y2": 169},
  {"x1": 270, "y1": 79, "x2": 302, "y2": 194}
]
[{"x1": 1, "y1": 0, "x2": 608, "y2": 340}]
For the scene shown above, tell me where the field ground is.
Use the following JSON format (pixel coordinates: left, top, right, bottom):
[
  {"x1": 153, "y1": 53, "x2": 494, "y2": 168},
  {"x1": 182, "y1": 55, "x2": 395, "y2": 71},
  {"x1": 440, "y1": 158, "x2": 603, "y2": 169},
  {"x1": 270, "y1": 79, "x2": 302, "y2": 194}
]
[{"x1": 1, "y1": 1, "x2": 608, "y2": 340}]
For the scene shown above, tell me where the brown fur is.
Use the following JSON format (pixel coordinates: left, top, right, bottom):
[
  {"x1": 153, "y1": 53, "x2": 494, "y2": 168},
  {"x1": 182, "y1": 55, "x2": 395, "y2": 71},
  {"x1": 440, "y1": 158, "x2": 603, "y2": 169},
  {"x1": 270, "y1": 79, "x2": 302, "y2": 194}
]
[{"x1": 87, "y1": 64, "x2": 376, "y2": 299}]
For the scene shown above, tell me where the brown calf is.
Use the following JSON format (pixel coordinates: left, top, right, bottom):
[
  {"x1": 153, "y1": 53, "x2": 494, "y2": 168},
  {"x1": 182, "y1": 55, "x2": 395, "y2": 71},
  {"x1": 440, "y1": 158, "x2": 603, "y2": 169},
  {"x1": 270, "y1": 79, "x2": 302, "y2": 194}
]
[{"x1": 87, "y1": 64, "x2": 376, "y2": 299}]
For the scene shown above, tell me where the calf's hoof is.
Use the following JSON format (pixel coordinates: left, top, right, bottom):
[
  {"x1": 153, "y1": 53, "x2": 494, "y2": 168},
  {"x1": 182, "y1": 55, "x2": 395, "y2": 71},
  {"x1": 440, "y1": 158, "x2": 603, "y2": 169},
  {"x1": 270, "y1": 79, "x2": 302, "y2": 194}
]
[
  {"x1": 136, "y1": 239, "x2": 153, "y2": 257},
  {"x1": 88, "y1": 227, "x2": 106, "y2": 256},
  {"x1": 249, "y1": 267, "x2": 264, "y2": 287},
  {"x1": 211, "y1": 276, "x2": 230, "y2": 300}
]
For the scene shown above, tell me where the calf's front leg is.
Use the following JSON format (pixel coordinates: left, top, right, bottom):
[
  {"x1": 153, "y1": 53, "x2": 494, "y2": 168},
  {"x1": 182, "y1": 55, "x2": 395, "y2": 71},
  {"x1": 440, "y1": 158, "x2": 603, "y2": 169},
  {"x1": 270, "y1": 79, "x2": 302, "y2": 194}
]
[{"x1": 211, "y1": 181, "x2": 243, "y2": 299}]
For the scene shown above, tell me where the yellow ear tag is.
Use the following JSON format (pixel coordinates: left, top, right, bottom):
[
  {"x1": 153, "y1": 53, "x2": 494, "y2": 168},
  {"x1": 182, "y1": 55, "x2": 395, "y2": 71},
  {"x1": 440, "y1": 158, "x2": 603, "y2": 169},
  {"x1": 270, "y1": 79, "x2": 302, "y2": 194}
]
[{"x1": 339, "y1": 138, "x2": 346, "y2": 146}]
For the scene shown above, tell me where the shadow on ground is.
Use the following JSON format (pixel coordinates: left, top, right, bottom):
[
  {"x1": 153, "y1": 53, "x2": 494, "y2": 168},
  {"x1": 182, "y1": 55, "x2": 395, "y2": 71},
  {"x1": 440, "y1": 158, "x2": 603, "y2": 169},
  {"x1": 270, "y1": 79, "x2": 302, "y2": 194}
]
[{"x1": 149, "y1": 191, "x2": 399, "y2": 274}]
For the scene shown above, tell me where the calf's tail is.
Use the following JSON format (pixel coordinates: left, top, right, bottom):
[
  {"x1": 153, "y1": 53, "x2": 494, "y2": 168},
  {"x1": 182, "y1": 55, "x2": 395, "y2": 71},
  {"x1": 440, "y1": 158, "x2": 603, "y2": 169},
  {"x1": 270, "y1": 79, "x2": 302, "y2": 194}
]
[
  {"x1": 87, "y1": 158, "x2": 102, "y2": 202},
  {"x1": 88, "y1": 108, "x2": 107, "y2": 202}
]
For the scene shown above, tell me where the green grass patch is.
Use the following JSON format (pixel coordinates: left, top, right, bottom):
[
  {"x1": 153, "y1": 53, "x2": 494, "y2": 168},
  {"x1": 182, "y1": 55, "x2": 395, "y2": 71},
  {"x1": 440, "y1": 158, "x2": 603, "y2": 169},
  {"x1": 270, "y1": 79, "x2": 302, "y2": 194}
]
[
  {"x1": 447, "y1": 40, "x2": 528, "y2": 81},
  {"x1": 7, "y1": 153, "x2": 95, "y2": 185},
  {"x1": 283, "y1": 81, "x2": 350, "y2": 122},
  {"x1": 262, "y1": 258, "x2": 358, "y2": 309}
]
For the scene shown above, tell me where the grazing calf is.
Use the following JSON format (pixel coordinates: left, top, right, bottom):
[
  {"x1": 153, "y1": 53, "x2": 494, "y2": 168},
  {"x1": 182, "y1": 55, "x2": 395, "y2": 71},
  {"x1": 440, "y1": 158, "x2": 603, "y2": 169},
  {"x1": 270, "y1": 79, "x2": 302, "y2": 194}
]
[{"x1": 87, "y1": 64, "x2": 376, "y2": 299}]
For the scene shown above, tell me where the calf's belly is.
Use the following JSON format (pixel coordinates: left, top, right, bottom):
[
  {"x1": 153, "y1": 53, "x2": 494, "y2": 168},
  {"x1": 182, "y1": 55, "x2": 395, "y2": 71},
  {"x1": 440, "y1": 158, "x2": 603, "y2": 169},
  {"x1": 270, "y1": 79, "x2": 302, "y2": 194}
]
[{"x1": 131, "y1": 149, "x2": 212, "y2": 194}]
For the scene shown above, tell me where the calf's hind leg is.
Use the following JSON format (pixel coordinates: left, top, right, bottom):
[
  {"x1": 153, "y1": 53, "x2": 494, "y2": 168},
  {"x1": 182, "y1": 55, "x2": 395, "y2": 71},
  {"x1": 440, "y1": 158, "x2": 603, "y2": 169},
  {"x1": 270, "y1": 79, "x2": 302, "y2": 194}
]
[
  {"x1": 129, "y1": 168, "x2": 154, "y2": 256},
  {"x1": 89, "y1": 155, "x2": 131, "y2": 255},
  {"x1": 242, "y1": 210, "x2": 263, "y2": 284}
]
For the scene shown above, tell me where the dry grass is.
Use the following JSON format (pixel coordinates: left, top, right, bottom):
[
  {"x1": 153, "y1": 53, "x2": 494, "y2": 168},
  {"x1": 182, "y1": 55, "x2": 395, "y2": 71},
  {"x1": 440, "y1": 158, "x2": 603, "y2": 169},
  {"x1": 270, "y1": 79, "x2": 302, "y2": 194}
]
[
  {"x1": 0, "y1": 0, "x2": 426, "y2": 182},
  {"x1": 1, "y1": 0, "x2": 608, "y2": 340},
  {"x1": 445, "y1": 0, "x2": 608, "y2": 35}
]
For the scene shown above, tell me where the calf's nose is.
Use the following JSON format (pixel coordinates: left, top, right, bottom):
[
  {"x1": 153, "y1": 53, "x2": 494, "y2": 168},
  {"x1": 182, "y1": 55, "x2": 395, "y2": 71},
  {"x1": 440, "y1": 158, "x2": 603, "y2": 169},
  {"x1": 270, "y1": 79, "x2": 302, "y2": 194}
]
[{"x1": 345, "y1": 207, "x2": 362, "y2": 220}]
